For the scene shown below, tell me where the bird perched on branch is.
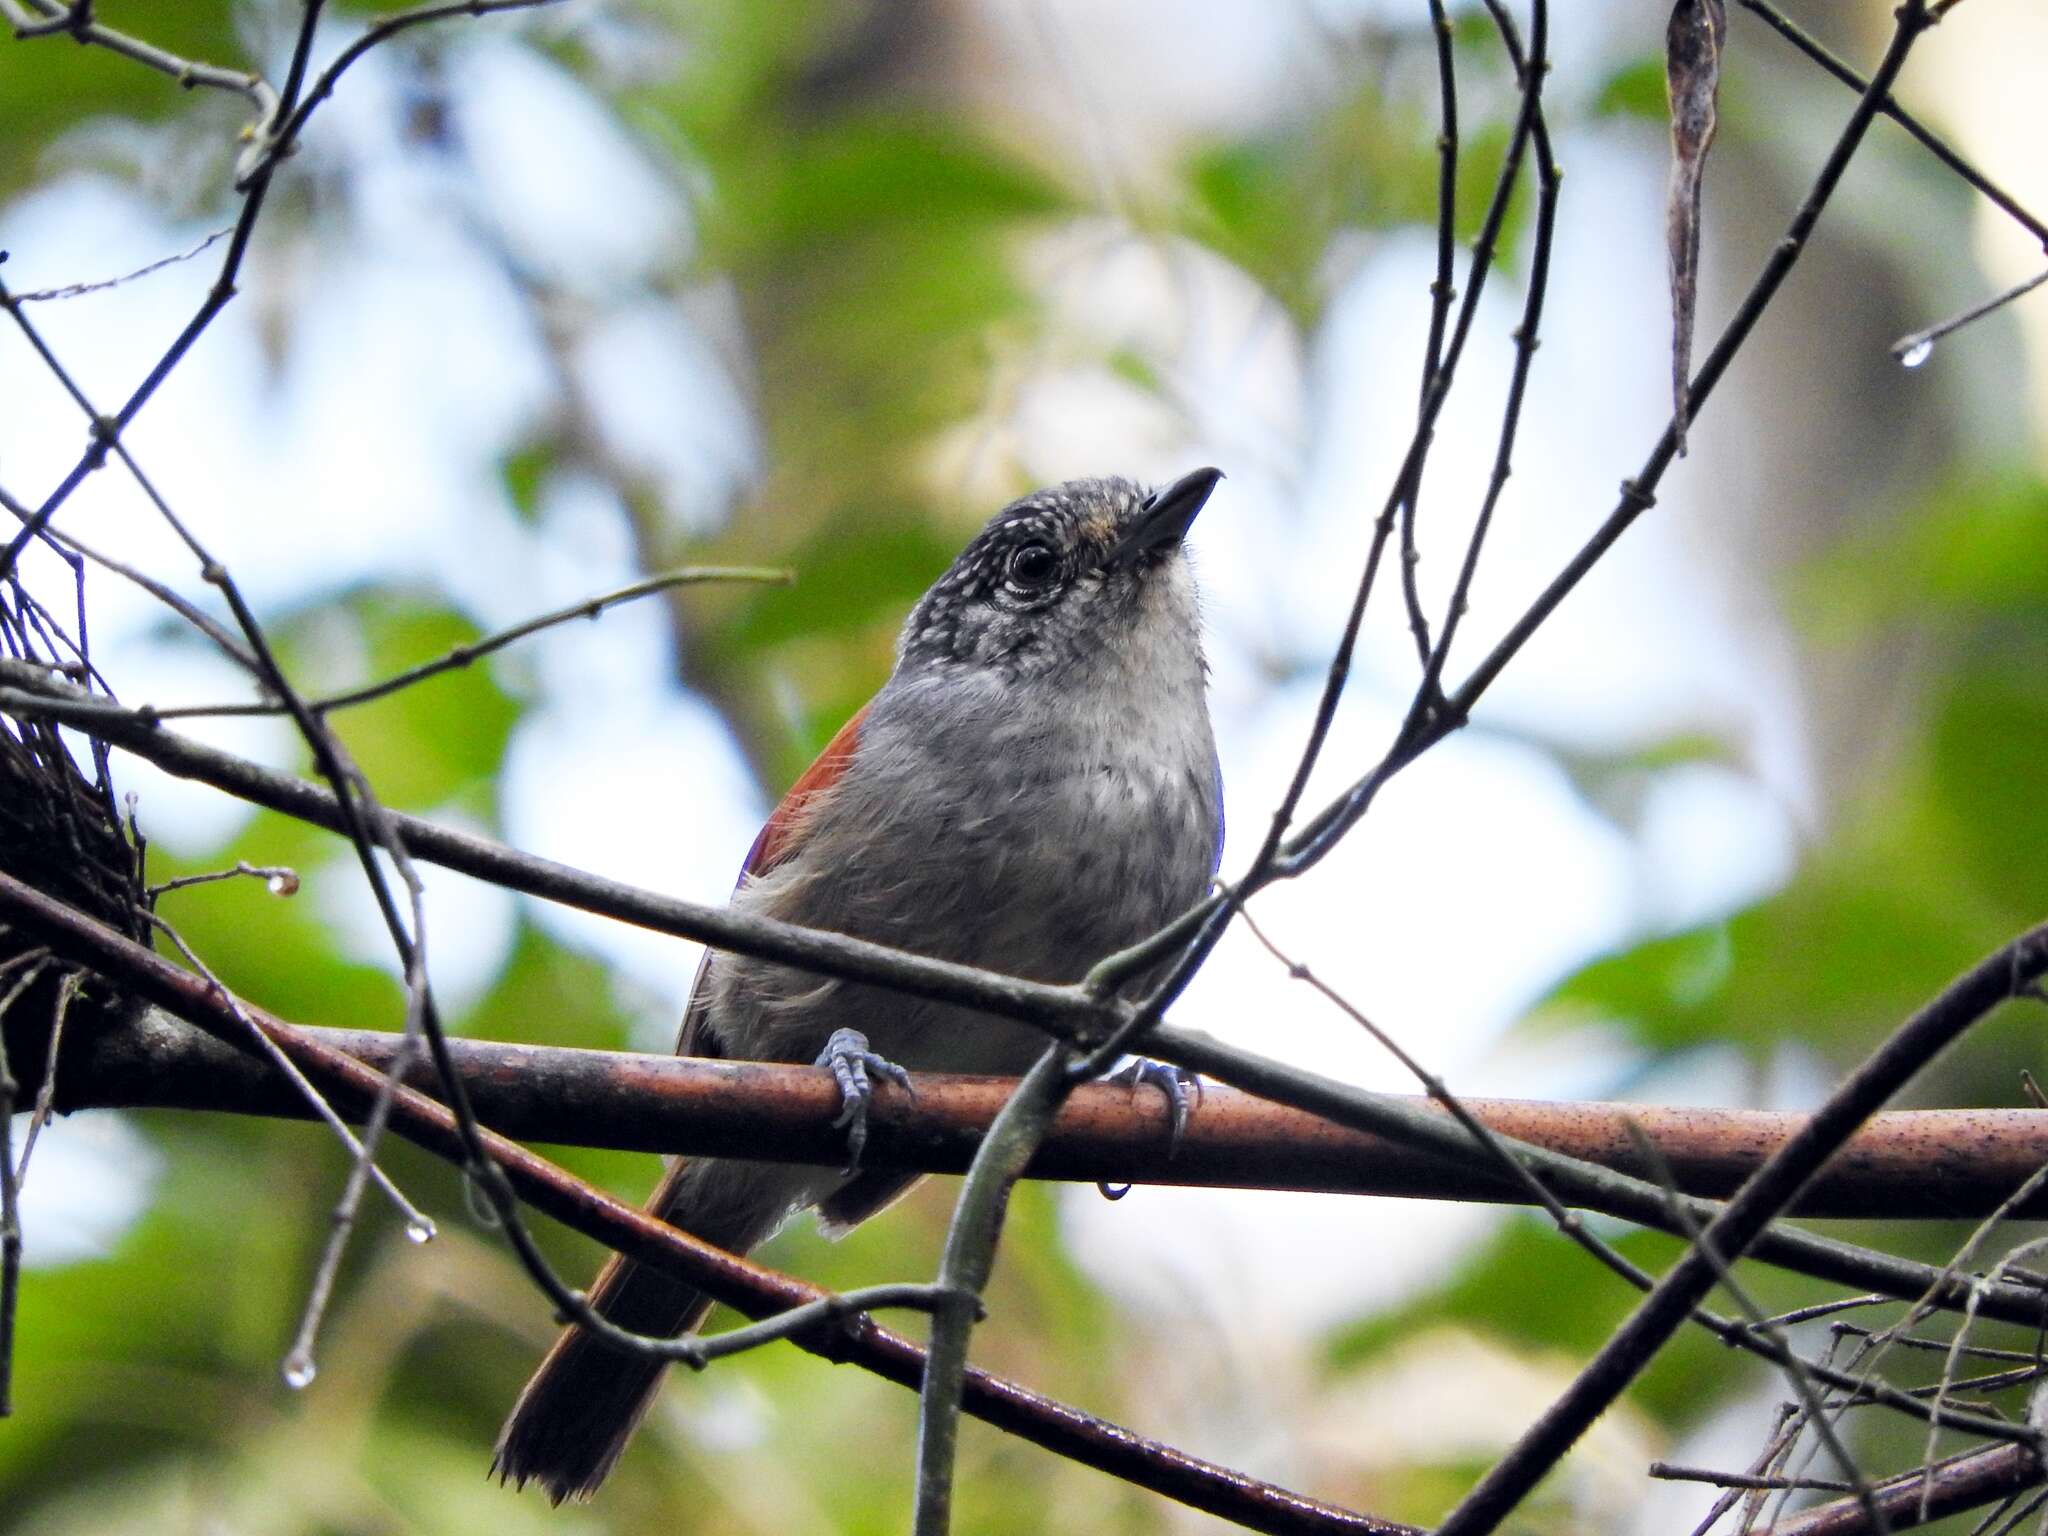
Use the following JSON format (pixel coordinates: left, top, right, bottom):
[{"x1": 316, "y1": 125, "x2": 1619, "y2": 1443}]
[{"x1": 493, "y1": 468, "x2": 1226, "y2": 1502}]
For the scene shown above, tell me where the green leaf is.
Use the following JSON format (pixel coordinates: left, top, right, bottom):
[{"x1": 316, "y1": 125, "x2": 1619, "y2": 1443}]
[
  {"x1": 1533, "y1": 838, "x2": 1992, "y2": 1058},
  {"x1": 1592, "y1": 56, "x2": 1669, "y2": 120},
  {"x1": 496, "y1": 438, "x2": 558, "y2": 526},
  {"x1": 1802, "y1": 473, "x2": 2048, "y2": 636},
  {"x1": 1324, "y1": 1216, "x2": 1771, "y2": 1426},
  {"x1": 718, "y1": 513, "x2": 957, "y2": 655},
  {"x1": 277, "y1": 588, "x2": 525, "y2": 814},
  {"x1": 717, "y1": 115, "x2": 1072, "y2": 261},
  {"x1": 144, "y1": 806, "x2": 407, "y2": 1029},
  {"x1": 1187, "y1": 137, "x2": 1327, "y2": 321},
  {"x1": 1927, "y1": 661, "x2": 2048, "y2": 918}
]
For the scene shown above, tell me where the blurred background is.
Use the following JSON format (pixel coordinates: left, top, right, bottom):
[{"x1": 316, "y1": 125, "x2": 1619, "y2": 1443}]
[{"x1": 3, "y1": 1, "x2": 2046, "y2": 1531}]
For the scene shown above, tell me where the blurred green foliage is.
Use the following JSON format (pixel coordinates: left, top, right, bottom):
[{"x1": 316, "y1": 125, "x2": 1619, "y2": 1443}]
[
  {"x1": 0, "y1": 2, "x2": 249, "y2": 201},
  {"x1": 1535, "y1": 472, "x2": 2048, "y2": 1079},
  {"x1": 2, "y1": 2, "x2": 2041, "y2": 1534}
]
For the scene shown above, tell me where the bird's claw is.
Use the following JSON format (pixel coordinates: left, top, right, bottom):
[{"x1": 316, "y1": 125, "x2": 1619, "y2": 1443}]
[
  {"x1": 817, "y1": 1026, "x2": 915, "y2": 1172},
  {"x1": 1104, "y1": 1057, "x2": 1202, "y2": 1154}
]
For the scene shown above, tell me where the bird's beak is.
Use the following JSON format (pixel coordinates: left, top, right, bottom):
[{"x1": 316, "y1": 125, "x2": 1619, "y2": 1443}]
[{"x1": 1106, "y1": 466, "x2": 1224, "y2": 569}]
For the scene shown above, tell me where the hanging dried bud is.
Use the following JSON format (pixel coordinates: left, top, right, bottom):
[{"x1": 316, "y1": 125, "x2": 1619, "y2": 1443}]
[{"x1": 1666, "y1": 0, "x2": 1727, "y2": 456}]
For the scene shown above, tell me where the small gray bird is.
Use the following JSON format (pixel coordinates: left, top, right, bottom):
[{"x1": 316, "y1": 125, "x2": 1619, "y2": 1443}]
[{"x1": 492, "y1": 469, "x2": 1225, "y2": 1502}]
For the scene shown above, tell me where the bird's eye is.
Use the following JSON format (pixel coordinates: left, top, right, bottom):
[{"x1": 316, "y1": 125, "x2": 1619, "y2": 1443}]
[{"x1": 1004, "y1": 542, "x2": 1060, "y2": 592}]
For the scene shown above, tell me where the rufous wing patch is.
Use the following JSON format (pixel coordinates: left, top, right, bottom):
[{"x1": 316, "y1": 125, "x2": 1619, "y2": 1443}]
[
  {"x1": 677, "y1": 702, "x2": 869, "y2": 1055},
  {"x1": 744, "y1": 702, "x2": 868, "y2": 876}
]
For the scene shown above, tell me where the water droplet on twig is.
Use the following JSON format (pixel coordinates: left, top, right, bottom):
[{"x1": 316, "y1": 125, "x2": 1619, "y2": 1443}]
[
  {"x1": 404, "y1": 1217, "x2": 436, "y2": 1245},
  {"x1": 281, "y1": 1350, "x2": 318, "y2": 1389},
  {"x1": 1898, "y1": 338, "x2": 1934, "y2": 369},
  {"x1": 266, "y1": 871, "x2": 300, "y2": 896}
]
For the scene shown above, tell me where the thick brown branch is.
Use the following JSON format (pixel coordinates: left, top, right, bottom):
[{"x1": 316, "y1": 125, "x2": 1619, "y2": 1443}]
[
  {"x1": 34, "y1": 1007, "x2": 2048, "y2": 1221},
  {"x1": 1763, "y1": 1442, "x2": 2043, "y2": 1536}
]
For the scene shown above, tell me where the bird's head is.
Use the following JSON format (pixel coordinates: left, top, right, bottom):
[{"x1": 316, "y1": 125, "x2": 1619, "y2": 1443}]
[{"x1": 898, "y1": 468, "x2": 1222, "y2": 687}]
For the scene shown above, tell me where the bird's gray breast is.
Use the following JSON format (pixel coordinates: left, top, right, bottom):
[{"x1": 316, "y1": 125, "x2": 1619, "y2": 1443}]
[
  {"x1": 853, "y1": 671, "x2": 1213, "y2": 969},
  {"x1": 723, "y1": 666, "x2": 1218, "y2": 1074}
]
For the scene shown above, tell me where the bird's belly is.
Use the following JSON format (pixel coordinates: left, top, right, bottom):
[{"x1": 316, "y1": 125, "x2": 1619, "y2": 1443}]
[{"x1": 725, "y1": 749, "x2": 1213, "y2": 1075}]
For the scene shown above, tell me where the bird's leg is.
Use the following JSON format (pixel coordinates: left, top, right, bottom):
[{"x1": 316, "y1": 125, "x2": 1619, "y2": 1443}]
[
  {"x1": 816, "y1": 1027, "x2": 915, "y2": 1172},
  {"x1": 1102, "y1": 1058, "x2": 1202, "y2": 1151}
]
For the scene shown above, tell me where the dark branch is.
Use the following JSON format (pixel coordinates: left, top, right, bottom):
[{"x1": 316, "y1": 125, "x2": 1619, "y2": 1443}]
[{"x1": 1763, "y1": 1442, "x2": 2044, "y2": 1536}]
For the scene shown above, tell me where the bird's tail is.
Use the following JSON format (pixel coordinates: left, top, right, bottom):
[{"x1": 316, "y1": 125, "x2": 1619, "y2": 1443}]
[{"x1": 491, "y1": 1155, "x2": 797, "y2": 1504}]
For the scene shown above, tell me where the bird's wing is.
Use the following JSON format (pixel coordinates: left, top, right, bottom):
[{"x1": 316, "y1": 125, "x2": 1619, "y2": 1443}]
[{"x1": 676, "y1": 702, "x2": 870, "y2": 1056}]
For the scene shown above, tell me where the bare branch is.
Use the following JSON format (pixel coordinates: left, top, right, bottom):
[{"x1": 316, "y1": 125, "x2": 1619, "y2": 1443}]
[
  {"x1": 1762, "y1": 1442, "x2": 2044, "y2": 1536},
  {"x1": 915, "y1": 1045, "x2": 1076, "y2": 1535},
  {"x1": 4, "y1": 1, "x2": 276, "y2": 118},
  {"x1": 8, "y1": 228, "x2": 234, "y2": 304},
  {"x1": 137, "y1": 907, "x2": 424, "y2": 1229},
  {"x1": 30, "y1": 1010, "x2": 2048, "y2": 1225},
  {"x1": 1394, "y1": 0, "x2": 1463, "y2": 668},
  {"x1": 1623, "y1": 1119, "x2": 1882, "y2": 1529},
  {"x1": 1445, "y1": 633, "x2": 2045, "y2": 1536},
  {"x1": 1737, "y1": 0, "x2": 2048, "y2": 250},
  {"x1": 267, "y1": 0, "x2": 571, "y2": 177},
  {"x1": 1891, "y1": 267, "x2": 2048, "y2": 370},
  {"x1": 13, "y1": 968, "x2": 81, "y2": 1179}
]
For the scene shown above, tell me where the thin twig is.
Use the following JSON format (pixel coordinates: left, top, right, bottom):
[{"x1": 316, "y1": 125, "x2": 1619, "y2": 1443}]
[
  {"x1": 1690, "y1": 1406, "x2": 1803, "y2": 1536},
  {"x1": 147, "y1": 567, "x2": 792, "y2": 720},
  {"x1": 679, "y1": 1282, "x2": 963, "y2": 1370},
  {"x1": 9, "y1": 228, "x2": 234, "y2": 303},
  {"x1": 4, "y1": 1, "x2": 276, "y2": 118},
  {"x1": 0, "y1": 490, "x2": 256, "y2": 672},
  {"x1": 268, "y1": 0, "x2": 569, "y2": 175},
  {"x1": 1736, "y1": 0, "x2": 2048, "y2": 250},
  {"x1": 138, "y1": 908, "x2": 424, "y2": 1227},
  {"x1": 1890, "y1": 268, "x2": 2048, "y2": 368},
  {"x1": 1394, "y1": 0, "x2": 1463, "y2": 668},
  {"x1": 1743, "y1": 1296, "x2": 1896, "y2": 1335},
  {"x1": 148, "y1": 861, "x2": 299, "y2": 899},
  {"x1": 1651, "y1": 1462, "x2": 1853, "y2": 1494},
  {"x1": 0, "y1": 953, "x2": 52, "y2": 1418},
  {"x1": 1406, "y1": 0, "x2": 1559, "y2": 724},
  {"x1": 14, "y1": 968, "x2": 83, "y2": 1180}
]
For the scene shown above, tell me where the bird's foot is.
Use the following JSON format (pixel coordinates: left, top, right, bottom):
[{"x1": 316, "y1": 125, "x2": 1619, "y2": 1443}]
[
  {"x1": 1103, "y1": 1057, "x2": 1202, "y2": 1152},
  {"x1": 817, "y1": 1027, "x2": 915, "y2": 1173}
]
